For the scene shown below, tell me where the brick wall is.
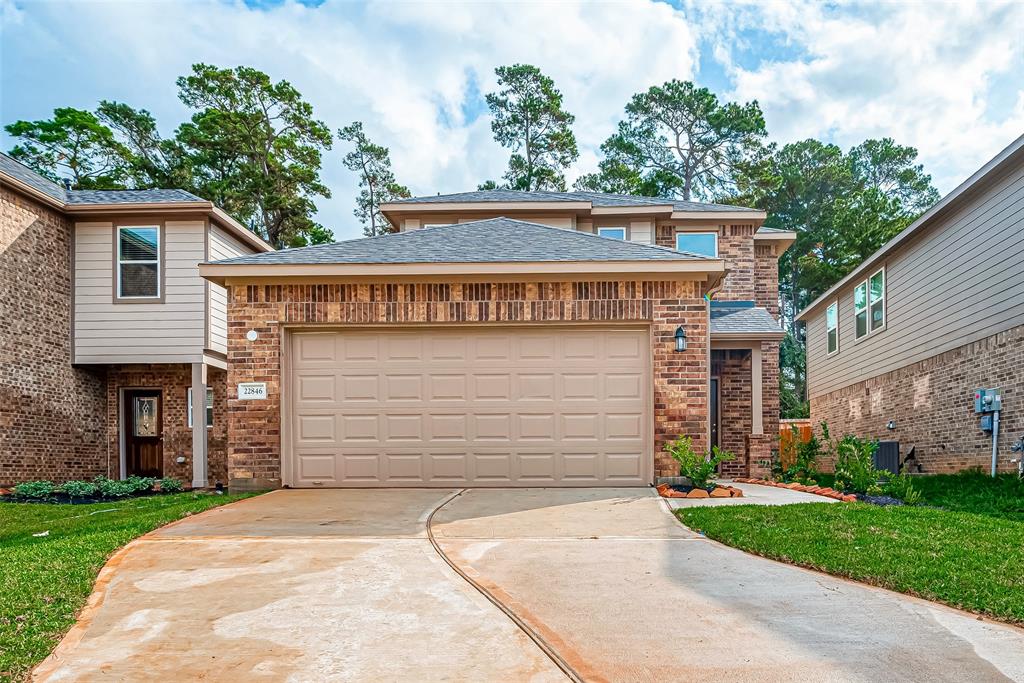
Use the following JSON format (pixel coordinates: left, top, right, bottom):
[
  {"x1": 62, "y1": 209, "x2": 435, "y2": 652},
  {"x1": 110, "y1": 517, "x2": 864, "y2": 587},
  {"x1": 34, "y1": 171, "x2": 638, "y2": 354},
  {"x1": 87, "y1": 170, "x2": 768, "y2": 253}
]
[
  {"x1": 711, "y1": 341, "x2": 780, "y2": 478},
  {"x1": 1, "y1": 186, "x2": 108, "y2": 485},
  {"x1": 656, "y1": 224, "x2": 758, "y2": 302},
  {"x1": 106, "y1": 364, "x2": 229, "y2": 484},
  {"x1": 226, "y1": 279, "x2": 709, "y2": 488},
  {"x1": 754, "y1": 243, "x2": 780, "y2": 316},
  {"x1": 810, "y1": 325, "x2": 1023, "y2": 473}
]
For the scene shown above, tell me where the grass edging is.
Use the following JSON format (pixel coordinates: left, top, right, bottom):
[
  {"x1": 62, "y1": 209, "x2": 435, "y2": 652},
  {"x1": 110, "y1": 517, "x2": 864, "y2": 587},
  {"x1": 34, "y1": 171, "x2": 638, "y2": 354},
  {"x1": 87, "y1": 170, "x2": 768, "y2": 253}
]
[
  {"x1": 675, "y1": 502, "x2": 1024, "y2": 625},
  {"x1": 1, "y1": 491, "x2": 258, "y2": 681}
]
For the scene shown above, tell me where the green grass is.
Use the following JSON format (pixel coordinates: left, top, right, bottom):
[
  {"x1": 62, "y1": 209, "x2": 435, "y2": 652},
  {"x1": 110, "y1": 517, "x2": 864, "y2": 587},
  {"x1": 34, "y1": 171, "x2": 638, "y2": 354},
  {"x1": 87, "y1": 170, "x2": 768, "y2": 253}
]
[
  {"x1": 677, "y1": 472, "x2": 1024, "y2": 624},
  {"x1": 0, "y1": 492, "x2": 256, "y2": 681}
]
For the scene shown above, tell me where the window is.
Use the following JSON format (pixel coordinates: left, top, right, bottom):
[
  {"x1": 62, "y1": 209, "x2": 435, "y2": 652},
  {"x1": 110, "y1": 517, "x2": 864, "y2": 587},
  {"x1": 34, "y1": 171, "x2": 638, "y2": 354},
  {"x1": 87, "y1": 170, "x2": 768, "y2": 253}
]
[
  {"x1": 853, "y1": 281, "x2": 868, "y2": 339},
  {"x1": 187, "y1": 387, "x2": 214, "y2": 428},
  {"x1": 826, "y1": 301, "x2": 839, "y2": 355},
  {"x1": 598, "y1": 227, "x2": 626, "y2": 240},
  {"x1": 117, "y1": 226, "x2": 160, "y2": 299},
  {"x1": 869, "y1": 268, "x2": 885, "y2": 332},
  {"x1": 675, "y1": 231, "x2": 718, "y2": 257}
]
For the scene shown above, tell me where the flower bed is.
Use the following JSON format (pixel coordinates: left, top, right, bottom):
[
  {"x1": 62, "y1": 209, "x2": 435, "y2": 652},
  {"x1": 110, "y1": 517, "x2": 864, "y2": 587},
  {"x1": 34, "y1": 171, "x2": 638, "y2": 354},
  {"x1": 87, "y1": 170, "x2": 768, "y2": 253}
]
[
  {"x1": 657, "y1": 482, "x2": 744, "y2": 499},
  {"x1": 2, "y1": 476, "x2": 186, "y2": 504},
  {"x1": 733, "y1": 478, "x2": 858, "y2": 502}
]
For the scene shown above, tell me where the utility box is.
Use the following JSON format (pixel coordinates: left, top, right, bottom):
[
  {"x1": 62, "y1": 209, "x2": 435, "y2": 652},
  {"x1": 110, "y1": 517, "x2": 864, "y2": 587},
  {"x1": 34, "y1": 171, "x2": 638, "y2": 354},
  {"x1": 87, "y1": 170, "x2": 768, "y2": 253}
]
[
  {"x1": 974, "y1": 388, "x2": 1002, "y2": 414},
  {"x1": 874, "y1": 441, "x2": 900, "y2": 474}
]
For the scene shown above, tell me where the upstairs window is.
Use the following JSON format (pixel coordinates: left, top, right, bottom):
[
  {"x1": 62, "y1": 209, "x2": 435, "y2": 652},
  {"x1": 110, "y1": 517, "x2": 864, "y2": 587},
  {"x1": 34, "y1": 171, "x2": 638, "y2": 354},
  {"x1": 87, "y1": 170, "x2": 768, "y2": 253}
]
[
  {"x1": 117, "y1": 226, "x2": 160, "y2": 299},
  {"x1": 598, "y1": 227, "x2": 626, "y2": 240},
  {"x1": 675, "y1": 231, "x2": 718, "y2": 257},
  {"x1": 826, "y1": 301, "x2": 839, "y2": 355},
  {"x1": 853, "y1": 281, "x2": 868, "y2": 339},
  {"x1": 869, "y1": 268, "x2": 885, "y2": 332},
  {"x1": 187, "y1": 387, "x2": 214, "y2": 428}
]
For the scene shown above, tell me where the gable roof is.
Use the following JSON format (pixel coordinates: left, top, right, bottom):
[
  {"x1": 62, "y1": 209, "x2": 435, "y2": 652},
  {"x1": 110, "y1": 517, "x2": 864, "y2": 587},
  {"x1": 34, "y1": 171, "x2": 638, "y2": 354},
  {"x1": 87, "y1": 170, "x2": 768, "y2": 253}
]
[
  {"x1": 710, "y1": 303, "x2": 784, "y2": 338},
  {"x1": 211, "y1": 217, "x2": 711, "y2": 266},
  {"x1": 796, "y1": 132, "x2": 1024, "y2": 321},
  {"x1": 385, "y1": 189, "x2": 761, "y2": 214}
]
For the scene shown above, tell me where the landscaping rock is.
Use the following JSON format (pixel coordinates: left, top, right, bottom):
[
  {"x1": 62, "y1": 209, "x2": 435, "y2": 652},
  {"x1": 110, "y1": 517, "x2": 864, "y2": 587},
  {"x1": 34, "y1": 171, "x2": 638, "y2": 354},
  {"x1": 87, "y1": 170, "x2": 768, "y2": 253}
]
[
  {"x1": 710, "y1": 487, "x2": 731, "y2": 498},
  {"x1": 728, "y1": 487, "x2": 743, "y2": 498},
  {"x1": 842, "y1": 495, "x2": 858, "y2": 502},
  {"x1": 686, "y1": 489, "x2": 710, "y2": 498}
]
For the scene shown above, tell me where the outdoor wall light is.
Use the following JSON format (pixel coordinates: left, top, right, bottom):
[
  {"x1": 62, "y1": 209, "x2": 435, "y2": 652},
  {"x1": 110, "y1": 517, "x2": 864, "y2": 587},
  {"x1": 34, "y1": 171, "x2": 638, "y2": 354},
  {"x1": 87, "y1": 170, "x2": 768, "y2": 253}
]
[
  {"x1": 246, "y1": 329, "x2": 259, "y2": 342},
  {"x1": 887, "y1": 420, "x2": 897, "y2": 431},
  {"x1": 674, "y1": 326, "x2": 687, "y2": 352}
]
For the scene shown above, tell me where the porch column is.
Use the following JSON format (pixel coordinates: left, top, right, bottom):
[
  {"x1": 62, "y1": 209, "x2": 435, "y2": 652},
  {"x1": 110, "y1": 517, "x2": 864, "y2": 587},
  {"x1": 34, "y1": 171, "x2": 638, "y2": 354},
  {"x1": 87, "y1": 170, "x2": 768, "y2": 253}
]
[
  {"x1": 751, "y1": 345, "x2": 763, "y2": 435},
  {"x1": 191, "y1": 362, "x2": 208, "y2": 489}
]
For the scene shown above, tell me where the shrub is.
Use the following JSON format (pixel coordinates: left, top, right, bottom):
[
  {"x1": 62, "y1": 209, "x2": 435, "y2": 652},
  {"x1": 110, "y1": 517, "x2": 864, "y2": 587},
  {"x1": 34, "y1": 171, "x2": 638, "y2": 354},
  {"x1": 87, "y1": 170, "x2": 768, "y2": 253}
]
[
  {"x1": 13, "y1": 480, "x2": 55, "y2": 500},
  {"x1": 125, "y1": 476, "x2": 156, "y2": 494},
  {"x1": 158, "y1": 477, "x2": 184, "y2": 493},
  {"x1": 59, "y1": 480, "x2": 99, "y2": 500},
  {"x1": 833, "y1": 434, "x2": 882, "y2": 494},
  {"x1": 94, "y1": 476, "x2": 135, "y2": 499},
  {"x1": 665, "y1": 436, "x2": 734, "y2": 490},
  {"x1": 883, "y1": 473, "x2": 922, "y2": 505},
  {"x1": 782, "y1": 424, "x2": 821, "y2": 484}
]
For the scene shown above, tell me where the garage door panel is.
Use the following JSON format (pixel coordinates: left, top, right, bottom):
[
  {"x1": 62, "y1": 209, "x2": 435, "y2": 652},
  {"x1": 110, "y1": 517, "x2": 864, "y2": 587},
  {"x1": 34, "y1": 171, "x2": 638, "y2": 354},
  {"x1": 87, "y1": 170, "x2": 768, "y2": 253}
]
[{"x1": 288, "y1": 327, "x2": 650, "y2": 487}]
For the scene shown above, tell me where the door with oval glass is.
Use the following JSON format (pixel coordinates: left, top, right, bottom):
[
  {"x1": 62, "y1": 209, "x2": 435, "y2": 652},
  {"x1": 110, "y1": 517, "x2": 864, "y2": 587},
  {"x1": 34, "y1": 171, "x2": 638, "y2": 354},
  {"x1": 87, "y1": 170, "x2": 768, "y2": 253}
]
[{"x1": 124, "y1": 389, "x2": 163, "y2": 478}]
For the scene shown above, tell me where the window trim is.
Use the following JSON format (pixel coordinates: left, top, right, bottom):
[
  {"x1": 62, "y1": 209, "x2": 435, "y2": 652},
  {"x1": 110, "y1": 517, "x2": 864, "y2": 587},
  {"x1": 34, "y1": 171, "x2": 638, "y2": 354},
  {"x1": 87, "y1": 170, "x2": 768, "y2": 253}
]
[
  {"x1": 674, "y1": 230, "x2": 719, "y2": 257},
  {"x1": 826, "y1": 300, "x2": 840, "y2": 356},
  {"x1": 868, "y1": 267, "x2": 886, "y2": 334},
  {"x1": 187, "y1": 387, "x2": 214, "y2": 429},
  {"x1": 597, "y1": 226, "x2": 627, "y2": 240},
  {"x1": 113, "y1": 222, "x2": 165, "y2": 303}
]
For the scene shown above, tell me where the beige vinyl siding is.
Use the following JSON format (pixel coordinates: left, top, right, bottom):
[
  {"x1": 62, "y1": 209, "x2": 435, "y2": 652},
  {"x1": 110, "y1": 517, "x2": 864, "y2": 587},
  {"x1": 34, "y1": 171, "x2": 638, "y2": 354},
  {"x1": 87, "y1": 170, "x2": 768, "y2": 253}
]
[
  {"x1": 629, "y1": 219, "x2": 653, "y2": 244},
  {"x1": 207, "y1": 224, "x2": 254, "y2": 355},
  {"x1": 807, "y1": 161, "x2": 1024, "y2": 398},
  {"x1": 74, "y1": 220, "x2": 206, "y2": 364}
]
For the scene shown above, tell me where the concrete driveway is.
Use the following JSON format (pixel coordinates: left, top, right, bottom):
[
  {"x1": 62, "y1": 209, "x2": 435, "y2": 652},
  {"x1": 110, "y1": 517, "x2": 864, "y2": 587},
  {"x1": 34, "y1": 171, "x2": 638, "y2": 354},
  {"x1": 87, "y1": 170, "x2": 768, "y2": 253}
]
[{"x1": 37, "y1": 488, "x2": 1024, "y2": 682}]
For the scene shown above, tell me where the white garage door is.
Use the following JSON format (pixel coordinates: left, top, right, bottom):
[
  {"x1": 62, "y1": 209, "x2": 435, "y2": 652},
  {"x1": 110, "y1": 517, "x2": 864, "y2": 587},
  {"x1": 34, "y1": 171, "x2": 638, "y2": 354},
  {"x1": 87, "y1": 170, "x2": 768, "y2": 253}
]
[{"x1": 286, "y1": 326, "x2": 651, "y2": 487}]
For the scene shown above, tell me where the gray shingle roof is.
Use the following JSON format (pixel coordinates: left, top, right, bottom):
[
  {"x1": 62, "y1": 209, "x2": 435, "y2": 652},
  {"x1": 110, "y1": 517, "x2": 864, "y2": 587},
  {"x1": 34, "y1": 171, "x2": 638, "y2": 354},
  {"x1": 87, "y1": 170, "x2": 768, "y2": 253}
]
[
  {"x1": 710, "y1": 305, "x2": 784, "y2": 336},
  {"x1": 212, "y1": 217, "x2": 711, "y2": 266},
  {"x1": 1, "y1": 153, "x2": 205, "y2": 205},
  {"x1": 0, "y1": 152, "x2": 66, "y2": 202},
  {"x1": 66, "y1": 188, "x2": 204, "y2": 204},
  {"x1": 388, "y1": 189, "x2": 758, "y2": 213},
  {"x1": 756, "y1": 226, "x2": 792, "y2": 234}
]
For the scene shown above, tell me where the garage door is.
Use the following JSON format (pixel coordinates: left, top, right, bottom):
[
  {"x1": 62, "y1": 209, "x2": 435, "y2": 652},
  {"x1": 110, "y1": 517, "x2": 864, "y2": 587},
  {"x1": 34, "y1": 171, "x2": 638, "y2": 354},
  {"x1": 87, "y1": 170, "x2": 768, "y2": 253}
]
[{"x1": 286, "y1": 326, "x2": 651, "y2": 487}]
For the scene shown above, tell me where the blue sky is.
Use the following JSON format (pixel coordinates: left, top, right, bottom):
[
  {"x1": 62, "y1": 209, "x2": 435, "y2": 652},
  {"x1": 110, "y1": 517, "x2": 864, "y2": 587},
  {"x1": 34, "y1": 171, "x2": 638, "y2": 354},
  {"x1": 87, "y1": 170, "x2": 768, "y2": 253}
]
[{"x1": 2, "y1": 0, "x2": 1022, "y2": 240}]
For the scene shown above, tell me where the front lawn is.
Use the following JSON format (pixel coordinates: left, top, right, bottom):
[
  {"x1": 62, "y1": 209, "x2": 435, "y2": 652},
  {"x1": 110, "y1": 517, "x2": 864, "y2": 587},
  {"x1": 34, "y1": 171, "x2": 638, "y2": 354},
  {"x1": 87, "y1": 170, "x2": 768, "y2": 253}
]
[
  {"x1": 677, "y1": 472, "x2": 1024, "y2": 624},
  {"x1": 0, "y1": 491, "x2": 255, "y2": 681}
]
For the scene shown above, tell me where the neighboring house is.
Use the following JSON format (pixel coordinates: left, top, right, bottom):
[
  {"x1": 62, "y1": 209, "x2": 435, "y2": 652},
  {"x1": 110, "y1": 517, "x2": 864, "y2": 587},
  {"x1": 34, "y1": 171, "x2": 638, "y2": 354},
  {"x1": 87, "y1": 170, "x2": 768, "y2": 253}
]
[
  {"x1": 797, "y1": 134, "x2": 1024, "y2": 473},
  {"x1": 0, "y1": 153, "x2": 273, "y2": 488},
  {"x1": 200, "y1": 191, "x2": 795, "y2": 489}
]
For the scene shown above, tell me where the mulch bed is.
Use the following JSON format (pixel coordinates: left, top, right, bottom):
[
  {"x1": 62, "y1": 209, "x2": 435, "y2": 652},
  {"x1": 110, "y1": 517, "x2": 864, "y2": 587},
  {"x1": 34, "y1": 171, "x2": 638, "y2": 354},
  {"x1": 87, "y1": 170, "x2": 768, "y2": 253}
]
[{"x1": 657, "y1": 483, "x2": 744, "y2": 499}]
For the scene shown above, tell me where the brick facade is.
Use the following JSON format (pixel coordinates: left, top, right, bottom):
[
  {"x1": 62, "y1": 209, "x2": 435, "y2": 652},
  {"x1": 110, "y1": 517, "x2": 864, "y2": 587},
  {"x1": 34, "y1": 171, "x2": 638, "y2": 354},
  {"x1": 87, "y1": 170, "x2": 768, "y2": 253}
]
[
  {"x1": 754, "y1": 243, "x2": 780, "y2": 316},
  {"x1": 105, "y1": 365, "x2": 229, "y2": 484},
  {"x1": 810, "y1": 324, "x2": 1024, "y2": 473},
  {"x1": 226, "y1": 280, "x2": 710, "y2": 488},
  {"x1": 1, "y1": 186, "x2": 108, "y2": 485},
  {"x1": 711, "y1": 341, "x2": 781, "y2": 479}
]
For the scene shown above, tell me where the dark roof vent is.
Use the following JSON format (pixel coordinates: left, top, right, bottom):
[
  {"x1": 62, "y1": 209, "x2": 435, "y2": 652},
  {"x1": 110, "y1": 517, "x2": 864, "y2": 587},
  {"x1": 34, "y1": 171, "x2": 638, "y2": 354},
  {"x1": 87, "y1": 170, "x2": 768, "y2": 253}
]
[{"x1": 62, "y1": 178, "x2": 72, "y2": 191}]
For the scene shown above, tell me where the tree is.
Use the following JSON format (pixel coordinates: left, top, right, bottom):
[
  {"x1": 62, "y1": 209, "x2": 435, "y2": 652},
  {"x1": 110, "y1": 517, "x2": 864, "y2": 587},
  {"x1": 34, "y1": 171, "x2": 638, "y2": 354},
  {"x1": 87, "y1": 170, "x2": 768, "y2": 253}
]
[
  {"x1": 575, "y1": 80, "x2": 767, "y2": 201},
  {"x1": 175, "y1": 64, "x2": 334, "y2": 248},
  {"x1": 5, "y1": 108, "x2": 129, "y2": 189},
  {"x1": 338, "y1": 121, "x2": 410, "y2": 236},
  {"x1": 96, "y1": 101, "x2": 193, "y2": 190},
  {"x1": 484, "y1": 64, "x2": 578, "y2": 192}
]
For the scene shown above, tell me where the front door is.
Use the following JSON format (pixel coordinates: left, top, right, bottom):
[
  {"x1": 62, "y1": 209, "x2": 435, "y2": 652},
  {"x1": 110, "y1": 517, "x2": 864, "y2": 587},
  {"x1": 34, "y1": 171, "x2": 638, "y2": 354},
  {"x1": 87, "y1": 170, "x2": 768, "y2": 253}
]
[
  {"x1": 124, "y1": 390, "x2": 163, "y2": 478},
  {"x1": 710, "y1": 377, "x2": 720, "y2": 450}
]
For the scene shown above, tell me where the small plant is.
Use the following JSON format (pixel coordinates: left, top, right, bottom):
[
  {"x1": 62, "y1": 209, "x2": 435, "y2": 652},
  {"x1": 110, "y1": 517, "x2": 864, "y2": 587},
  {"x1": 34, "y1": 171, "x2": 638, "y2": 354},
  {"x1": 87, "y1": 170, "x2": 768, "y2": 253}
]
[
  {"x1": 59, "y1": 480, "x2": 99, "y2": 500},
  {"x1": 125, "y1": 476, "x2": 156, "y2": 494},
  {"x1": 883, "y1": 473, "x2": 922, "y2": 505},
  {"x1": 158, "y1": 477, "x2": 184, "y2": 493},
  {"x1": 94, "y1": 476, "x2": 136, "y2": 499},
  {"x1": 665, "y1": 436, "x2": 734, "y2": 490},
  {"x1": 782, "y1": 424, "x2": 821, "y2": 484},
  {"x1": 13, "y1": 480, "x2": 55, "y2": 500},
  {"x1": 832, "y1": 434, "x2": 882, "y2": 495}
]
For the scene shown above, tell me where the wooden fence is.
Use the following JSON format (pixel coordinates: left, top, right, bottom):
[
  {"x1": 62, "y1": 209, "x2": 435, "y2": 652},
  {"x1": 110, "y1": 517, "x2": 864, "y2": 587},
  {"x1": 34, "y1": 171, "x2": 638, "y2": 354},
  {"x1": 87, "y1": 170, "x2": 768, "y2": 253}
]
[{"x1": 779, "y1": 419, "x2": 813, "y2": 470}]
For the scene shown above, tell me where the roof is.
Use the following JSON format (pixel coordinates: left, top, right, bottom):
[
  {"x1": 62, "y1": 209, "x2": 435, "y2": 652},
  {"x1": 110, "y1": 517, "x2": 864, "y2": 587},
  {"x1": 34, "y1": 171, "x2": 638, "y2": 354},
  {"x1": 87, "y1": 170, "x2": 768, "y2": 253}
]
[
  {"x1": 710, "y1": 303, "x2": 784, "y2": 338},
  {"x1": 66, "y1": 188, "x2": 204, "y2": 204},
  {"x1": 211, "y1": 217, "x2": 712, "y2": 266},
  {"x1": 386, "y1": 189, "x2": 760, "y2": 214},
  {"x1": 0, "y1": 153, "x2": 67, "y2": 202},
  {"x1": 796, "y1": 132, "x2": 1024, "y2": 321}
]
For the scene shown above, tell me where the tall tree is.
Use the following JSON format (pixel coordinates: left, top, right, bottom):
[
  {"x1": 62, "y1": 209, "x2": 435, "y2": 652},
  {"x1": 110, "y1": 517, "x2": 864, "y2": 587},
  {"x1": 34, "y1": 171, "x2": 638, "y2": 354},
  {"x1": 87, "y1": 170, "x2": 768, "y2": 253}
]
[
  {"x1": 338, "y1": 121, "x2": 410, "y2": 236},
  {"x1": 175, "y1": 64, "x2": 334, "y2": 248},
  {"x1": 484, "y1": 64, "x2": 578, "y2": 192},
  {"x1": 96, "y1": 100, "x2": 193, "y2": 190},
  {"x1": 5, "y1": 108, "x2": 129, "y2": 189},
  {"x1": 576, "y1": 80, "x2": 767, "y2": 201}
]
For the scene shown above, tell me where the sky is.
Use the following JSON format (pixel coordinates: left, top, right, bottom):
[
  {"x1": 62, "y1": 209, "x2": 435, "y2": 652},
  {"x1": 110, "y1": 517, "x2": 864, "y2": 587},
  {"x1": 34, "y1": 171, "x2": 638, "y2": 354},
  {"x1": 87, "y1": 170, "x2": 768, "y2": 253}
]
[{"x1": 2, "y1": 0, "x2": 1022, "y2": 241}]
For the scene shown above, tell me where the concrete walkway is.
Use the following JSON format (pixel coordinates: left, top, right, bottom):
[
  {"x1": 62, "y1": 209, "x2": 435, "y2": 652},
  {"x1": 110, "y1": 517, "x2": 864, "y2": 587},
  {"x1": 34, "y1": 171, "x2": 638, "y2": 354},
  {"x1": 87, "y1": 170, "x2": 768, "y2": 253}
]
[
  {"x1": 666, "y1": 480, "x2": 841, "y2": 508},
  {"x1": 433, "y1": 488, "x2": 1024, "y2": 683},
  {"x1": 34, "y1": 490, "x2": 564, "y2": 682}
]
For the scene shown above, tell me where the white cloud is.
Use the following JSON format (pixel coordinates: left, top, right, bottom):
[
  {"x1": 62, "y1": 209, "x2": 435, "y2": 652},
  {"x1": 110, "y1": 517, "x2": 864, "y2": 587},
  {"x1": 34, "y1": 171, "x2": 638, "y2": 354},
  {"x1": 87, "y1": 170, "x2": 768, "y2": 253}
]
[{"x1": 2, "y1": 0, "x2": 1021, "y2": 240}]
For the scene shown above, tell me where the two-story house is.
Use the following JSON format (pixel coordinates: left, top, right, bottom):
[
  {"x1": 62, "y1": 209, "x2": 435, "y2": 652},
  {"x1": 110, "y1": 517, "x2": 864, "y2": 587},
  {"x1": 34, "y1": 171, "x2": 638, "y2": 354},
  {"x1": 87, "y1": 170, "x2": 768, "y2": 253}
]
[
  {"x1": 798, "y1": 134, "x2": 1023, "y2": 473},
  {"x1": 200, "y1": 190, "x2": 794, "y2": 490},
  {"x1": 1, "y1": 153, "x2": 272, "y2": 488}
]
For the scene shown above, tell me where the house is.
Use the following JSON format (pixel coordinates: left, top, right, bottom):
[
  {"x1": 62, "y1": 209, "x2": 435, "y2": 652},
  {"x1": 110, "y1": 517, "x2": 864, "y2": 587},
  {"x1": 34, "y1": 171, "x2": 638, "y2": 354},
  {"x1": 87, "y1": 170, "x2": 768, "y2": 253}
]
[
  {"x1": 0, "y1": 153, "x2": 273, "y2": 488},
  {"x1": 797, "y1": 134, "x2": 1024, "y2": 473},
  {"x1": 200, "y1": 191, "x2": 795, "y2": 489}
]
